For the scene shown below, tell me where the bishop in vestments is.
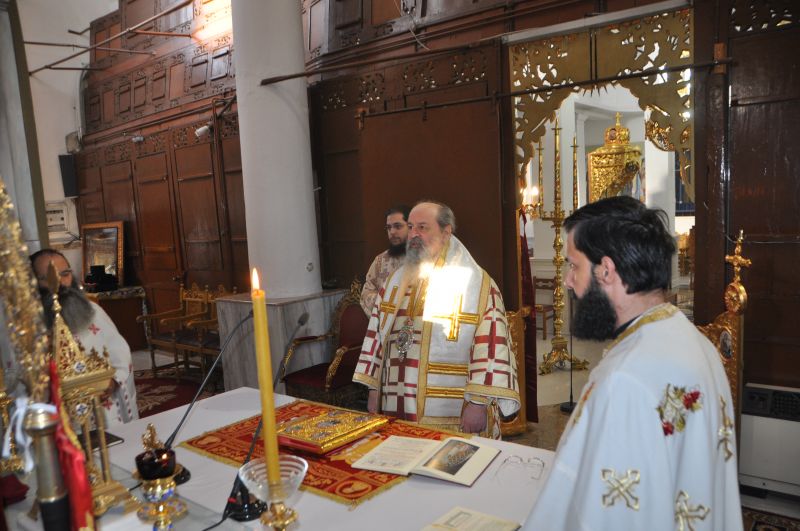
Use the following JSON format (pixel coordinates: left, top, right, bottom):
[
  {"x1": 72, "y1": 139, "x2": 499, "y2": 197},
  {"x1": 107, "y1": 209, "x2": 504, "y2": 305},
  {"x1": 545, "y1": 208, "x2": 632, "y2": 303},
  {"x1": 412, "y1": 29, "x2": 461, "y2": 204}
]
[{"x1": 353, "y1": 201, "x2": 520, "y2": 437}]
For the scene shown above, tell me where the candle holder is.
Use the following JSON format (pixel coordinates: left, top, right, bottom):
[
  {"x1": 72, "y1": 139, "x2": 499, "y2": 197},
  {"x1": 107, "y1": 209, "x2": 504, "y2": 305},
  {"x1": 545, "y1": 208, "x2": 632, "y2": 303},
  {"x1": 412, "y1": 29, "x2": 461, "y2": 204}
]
[
  {"x1": 525, "y1": 117, "x2": 589, "y2": 375},
  {"x1": 238, "y1": 455, "x2": 308, "y2": 530},
  {"x1": 136, "y1": 475, "x2": 187, "y2": 530},
  {"x1": 135, "y1": 447, "x2": 187, "y2": 529}
]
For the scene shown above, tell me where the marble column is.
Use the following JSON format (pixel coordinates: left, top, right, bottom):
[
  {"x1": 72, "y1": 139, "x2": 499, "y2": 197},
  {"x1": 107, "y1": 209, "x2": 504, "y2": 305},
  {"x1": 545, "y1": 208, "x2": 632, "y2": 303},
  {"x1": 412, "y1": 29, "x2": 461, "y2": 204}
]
[{"x1": 230, "y1": 0, "x2": 321, "y2": 298}]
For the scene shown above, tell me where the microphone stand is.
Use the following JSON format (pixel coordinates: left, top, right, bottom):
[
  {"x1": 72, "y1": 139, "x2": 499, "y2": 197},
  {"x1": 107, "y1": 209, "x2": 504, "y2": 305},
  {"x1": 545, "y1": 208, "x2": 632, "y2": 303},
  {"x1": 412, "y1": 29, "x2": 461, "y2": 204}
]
[
  {"x1": 223, "y1": 418, "x2": 266, "y2": 522},
  {"x1": 163, "y1": 310, "x2": 254, "y2": 485},
  {"x1": 560, "y1": 291, "x2": 576, "y2": 414},
  {"x1": 273, "y1": 312, "x2": 310, "y2": 389}
]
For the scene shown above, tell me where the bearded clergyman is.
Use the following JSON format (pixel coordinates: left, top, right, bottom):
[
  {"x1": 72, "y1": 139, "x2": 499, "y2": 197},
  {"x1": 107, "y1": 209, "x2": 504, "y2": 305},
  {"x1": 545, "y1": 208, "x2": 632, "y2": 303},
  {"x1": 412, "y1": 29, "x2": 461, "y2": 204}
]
[
  {"x1": 31, "y1": 249, "x2": 139, "y2": 426},
  {"x1": 353, "y1": 200, "x2": 520, "y2": 437},
  {"x1": 523, "y1": 197, "x2": 741, "y2": 530}
]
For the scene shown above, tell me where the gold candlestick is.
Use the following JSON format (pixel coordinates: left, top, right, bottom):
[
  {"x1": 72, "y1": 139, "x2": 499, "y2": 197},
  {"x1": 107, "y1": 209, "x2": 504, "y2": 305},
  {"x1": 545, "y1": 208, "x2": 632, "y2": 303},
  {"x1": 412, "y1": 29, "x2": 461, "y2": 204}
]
[
  {"x1": 538, "y1": 118, "x2": 589, "y2": 375},
  {"x1": 572, "y1": 136, "x2": 579, "y2": 211}
]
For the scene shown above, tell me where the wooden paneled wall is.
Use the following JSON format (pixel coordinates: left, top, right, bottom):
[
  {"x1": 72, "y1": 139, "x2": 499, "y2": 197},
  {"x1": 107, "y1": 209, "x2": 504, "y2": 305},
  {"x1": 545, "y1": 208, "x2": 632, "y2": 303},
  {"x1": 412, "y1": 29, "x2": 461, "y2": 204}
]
[
  {"x1": 78, "y1": 0, "x2": 247, "y2": 319},
  {"x1": 693, "y1": 0, "x2": 800, "y2": 388},
  {"x1": 306, "y1": 0, "x2": 666, "y2": 306}
]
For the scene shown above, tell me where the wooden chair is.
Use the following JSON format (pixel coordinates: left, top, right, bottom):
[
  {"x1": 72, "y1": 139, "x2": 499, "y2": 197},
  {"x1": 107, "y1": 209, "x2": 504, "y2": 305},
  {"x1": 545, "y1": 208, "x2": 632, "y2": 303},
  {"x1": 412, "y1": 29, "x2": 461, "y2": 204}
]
[
  {"x1": 281, "y1": 279, "x2": 369, "y2": 408},
  {"x1": 501, "y1": 306, "x2": 531, "y2": 436},
  {"x1": 137, "y1": 283, "x2": 210, "y2": 377},
  {"x1": 183, "y1": 285, "x2": 236, "y2": 387},
  {"x1": 534, "y1": 277, "x2": 555, "y2": 340}
]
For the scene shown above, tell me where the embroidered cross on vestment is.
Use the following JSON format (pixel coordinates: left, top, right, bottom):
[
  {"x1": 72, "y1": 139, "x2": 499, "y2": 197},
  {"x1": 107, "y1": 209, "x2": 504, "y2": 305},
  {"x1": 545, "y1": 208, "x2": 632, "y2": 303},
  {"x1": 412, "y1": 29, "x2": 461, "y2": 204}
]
[
  {"x1": 674, "y1": 491, "x2": 710, "y2": 531},
  {"x1": 601, "y1": 469, "x2": 640, "y2": 510},
  {"x1": 431, "y1": 294, "x2": 480, "y2": 342}
]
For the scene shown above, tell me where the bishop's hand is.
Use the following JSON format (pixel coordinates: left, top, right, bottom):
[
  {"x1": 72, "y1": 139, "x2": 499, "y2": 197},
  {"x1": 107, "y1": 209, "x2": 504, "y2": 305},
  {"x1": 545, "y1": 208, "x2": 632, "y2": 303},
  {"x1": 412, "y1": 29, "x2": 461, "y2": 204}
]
[{"x1": 460, "y1": 402, "x2": 487, "y2": 433}]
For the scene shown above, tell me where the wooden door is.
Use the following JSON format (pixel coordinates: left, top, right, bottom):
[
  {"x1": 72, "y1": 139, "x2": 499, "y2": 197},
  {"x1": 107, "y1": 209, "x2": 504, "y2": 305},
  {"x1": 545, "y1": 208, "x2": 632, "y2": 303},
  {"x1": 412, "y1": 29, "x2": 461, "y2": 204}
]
[
  {"x1": 76, "y1": 149, "x2": 105, "y2": 226},
  {"x1": 101, "y1": 156, "x2": 141, "y2": 285},
  {"x1": 170, "y1": 121, "x2": 229, "y2": 290},
  {"x1": 132, "y1": 132, "x2": 183, "y2": 318},
  {"x1": 218, "y1": 116, "x2": 250, "y2": 292},
  {"x1": 728, "y1": 23, "x2": 800, "y2": 388}
]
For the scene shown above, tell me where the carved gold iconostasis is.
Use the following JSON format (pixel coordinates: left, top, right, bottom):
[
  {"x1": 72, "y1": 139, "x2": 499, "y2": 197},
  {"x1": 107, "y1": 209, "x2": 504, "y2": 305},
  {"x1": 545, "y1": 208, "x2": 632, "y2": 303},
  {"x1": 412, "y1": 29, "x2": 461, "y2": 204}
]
[
  {"x1": 509, "y1": 9, "x2": 694, "y2": 296},
  {"x1": 508, "y1": 9, "x2": 696, "y2": 373},
  {"x1": 510, "y1": 9, "x2": 694, "y2": 203}
]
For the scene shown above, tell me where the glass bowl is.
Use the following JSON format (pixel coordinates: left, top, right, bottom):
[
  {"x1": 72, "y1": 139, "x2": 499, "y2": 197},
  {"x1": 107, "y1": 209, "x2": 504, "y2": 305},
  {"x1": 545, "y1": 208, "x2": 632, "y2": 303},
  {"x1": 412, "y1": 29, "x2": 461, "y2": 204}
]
[{"x1": 238, "y1": 455, "x2": 308, "y2": 504}]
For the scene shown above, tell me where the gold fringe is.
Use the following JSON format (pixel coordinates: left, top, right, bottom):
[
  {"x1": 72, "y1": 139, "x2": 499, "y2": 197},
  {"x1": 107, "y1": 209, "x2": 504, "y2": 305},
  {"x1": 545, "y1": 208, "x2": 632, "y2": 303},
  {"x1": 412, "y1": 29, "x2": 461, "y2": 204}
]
[{"x1": 427, "y1": 362, "x2": 468, "y2": 376}]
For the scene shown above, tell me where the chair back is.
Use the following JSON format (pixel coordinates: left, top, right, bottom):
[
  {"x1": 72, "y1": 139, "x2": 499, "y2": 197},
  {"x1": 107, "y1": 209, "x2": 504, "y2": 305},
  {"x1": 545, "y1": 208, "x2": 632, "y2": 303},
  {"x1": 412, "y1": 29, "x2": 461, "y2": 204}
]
[
  {"x1": 327, "y1": 279, "x2": 369, "y2": 389},
  {"x1": 501, "y1": 307, "x2": 530, "y2": 436},
  {"x1": 182, "y1": 282, "x2": 210, "y2": 317},
  {"x1": 534, "y1": 277, "x2": 555, "y2": 293}
]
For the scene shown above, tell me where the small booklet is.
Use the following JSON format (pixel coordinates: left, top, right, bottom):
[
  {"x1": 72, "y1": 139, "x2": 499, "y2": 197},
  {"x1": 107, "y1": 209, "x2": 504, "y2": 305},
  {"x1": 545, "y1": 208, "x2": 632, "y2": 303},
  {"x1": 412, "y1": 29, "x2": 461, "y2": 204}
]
[
  {"x1": 423, "y1": 506, "x2": 521, "y2": 531},
  {"x1": 351, "y1": 435, "x2": 499, "y2": 486},
  {"x1": 81, "y1": 429, "x2": 124, "y2": 452}
]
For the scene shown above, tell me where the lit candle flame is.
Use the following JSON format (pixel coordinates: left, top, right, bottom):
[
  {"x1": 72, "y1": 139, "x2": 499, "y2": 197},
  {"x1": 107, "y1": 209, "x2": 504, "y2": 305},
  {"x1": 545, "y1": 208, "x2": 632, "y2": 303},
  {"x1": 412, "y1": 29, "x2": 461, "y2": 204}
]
[
  {"x1": 251, "y1": 268, "x2": 260, "y2": 291},
  {"x1": 520, "y1": 185, "x2": 540, "y2": 207}
]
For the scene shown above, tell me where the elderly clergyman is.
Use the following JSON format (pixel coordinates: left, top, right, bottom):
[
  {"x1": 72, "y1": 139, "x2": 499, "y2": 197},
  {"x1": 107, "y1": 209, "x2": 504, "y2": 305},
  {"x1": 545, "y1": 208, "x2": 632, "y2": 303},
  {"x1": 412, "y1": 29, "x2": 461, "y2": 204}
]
[
  {"x1": 353, "y1": 200, "x2": 520, "y2": 437},
  {"x1": 31, "y1": 249, "x2": 139, "y2": 426}
]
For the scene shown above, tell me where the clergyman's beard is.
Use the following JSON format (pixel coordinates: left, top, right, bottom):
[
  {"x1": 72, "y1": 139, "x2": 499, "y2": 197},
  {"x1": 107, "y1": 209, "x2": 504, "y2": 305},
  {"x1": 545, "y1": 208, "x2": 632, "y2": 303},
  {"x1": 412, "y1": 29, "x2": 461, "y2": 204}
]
[
  {"x1": 405, "y1": 236, "x2": 433, "y2": 266},
  {"x1": 571, "y1": 275, "x2": 617, "y2": 341},
  {"x1": 387, "y1": 240, "x2": 406, "y2": 257},
  {"x1": 40, "y1": 282, "x2": 95, "y2": 332}
]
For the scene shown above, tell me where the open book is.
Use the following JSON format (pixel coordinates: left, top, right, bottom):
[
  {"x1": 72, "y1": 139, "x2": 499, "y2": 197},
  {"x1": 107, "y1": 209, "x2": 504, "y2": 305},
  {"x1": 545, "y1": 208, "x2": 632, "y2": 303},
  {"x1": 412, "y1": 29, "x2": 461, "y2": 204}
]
[{"x1": 351, "y1": 435, "x2": 499, "y2": 486}]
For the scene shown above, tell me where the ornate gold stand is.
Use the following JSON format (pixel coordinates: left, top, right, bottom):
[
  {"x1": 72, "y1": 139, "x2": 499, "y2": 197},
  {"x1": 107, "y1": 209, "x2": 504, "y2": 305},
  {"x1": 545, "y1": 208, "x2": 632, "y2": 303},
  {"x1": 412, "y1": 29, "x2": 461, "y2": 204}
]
[
  {"x1": 262, "y1": 499, "x2": 298, "y2": 530},
  {"x1": 48, "y1": 268, "x2": 139, "y2": 516},
  {"x1": 532, "y1": 118, "x2": 589, "y2": 375},
  {"x1": 137, "y1": 475, "x2": 187, "y2": 529}
]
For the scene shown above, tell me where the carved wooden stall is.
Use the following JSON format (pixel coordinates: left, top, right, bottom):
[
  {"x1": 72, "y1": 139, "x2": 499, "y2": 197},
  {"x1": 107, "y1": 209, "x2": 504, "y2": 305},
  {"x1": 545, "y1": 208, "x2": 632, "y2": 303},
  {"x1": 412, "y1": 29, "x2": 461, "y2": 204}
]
[{"x1": 76, "y1": 0, "x2": 248, "y2": 324}]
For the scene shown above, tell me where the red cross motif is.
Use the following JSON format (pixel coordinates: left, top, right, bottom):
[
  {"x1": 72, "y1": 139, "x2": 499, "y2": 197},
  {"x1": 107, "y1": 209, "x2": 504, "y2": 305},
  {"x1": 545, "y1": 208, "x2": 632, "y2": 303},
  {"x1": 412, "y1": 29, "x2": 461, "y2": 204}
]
[{"x1": 88, "y1": 323, "x2": 100, "y2": 335}]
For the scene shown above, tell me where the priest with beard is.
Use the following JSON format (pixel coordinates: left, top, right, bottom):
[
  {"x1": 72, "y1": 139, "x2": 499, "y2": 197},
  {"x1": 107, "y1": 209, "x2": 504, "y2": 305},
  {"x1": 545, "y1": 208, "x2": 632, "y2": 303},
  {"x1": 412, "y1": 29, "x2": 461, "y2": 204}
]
[
  {"x1": 360, "y1": 205, "x2": 411, "y2": 315},
  {"x1": 523, "y1": 197, "x2": 741, "y2": 531},
  {"x1": 31, "y1": 249, "x2": 139, "y2": 426},
  {"x1": 353, "y1": 201, "x2": 520, "y2": 437}
]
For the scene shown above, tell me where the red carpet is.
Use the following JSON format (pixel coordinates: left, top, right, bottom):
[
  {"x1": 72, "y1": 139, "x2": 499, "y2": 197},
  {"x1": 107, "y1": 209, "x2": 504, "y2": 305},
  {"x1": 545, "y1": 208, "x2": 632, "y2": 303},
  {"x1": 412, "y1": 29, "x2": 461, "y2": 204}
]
[{"x1": 134, "y1": 370, "x2": 214, "y2": 418}]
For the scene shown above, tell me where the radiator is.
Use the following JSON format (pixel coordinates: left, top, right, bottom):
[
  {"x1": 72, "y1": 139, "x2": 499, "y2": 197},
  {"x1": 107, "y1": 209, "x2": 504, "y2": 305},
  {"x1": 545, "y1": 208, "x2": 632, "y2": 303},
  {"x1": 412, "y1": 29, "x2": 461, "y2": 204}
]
[{"x1": 738, "y1": 383, "x2": 800, "y2": 496}]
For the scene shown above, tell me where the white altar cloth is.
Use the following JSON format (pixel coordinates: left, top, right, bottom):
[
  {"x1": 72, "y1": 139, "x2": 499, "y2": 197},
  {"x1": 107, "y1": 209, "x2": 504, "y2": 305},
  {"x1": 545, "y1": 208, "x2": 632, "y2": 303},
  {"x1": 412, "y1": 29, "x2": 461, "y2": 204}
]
[{"x1": 15, "y1": 388, "x2": 554, "y2": 530}]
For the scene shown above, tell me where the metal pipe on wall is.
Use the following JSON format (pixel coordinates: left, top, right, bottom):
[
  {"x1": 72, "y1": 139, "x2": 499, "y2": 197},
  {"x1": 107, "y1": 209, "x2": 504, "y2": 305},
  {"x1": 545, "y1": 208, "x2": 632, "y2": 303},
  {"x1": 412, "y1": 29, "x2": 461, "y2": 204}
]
[{"x1": 28, "y1": 0, "x2": 193, "y2": 75}]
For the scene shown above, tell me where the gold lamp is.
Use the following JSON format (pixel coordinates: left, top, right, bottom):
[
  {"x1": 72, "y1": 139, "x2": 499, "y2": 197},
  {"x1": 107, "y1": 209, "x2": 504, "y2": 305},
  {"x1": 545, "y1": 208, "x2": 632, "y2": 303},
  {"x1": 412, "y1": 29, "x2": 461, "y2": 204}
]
[{"x1": 587, "y1": 112, "x2": 642, "y2": 202}]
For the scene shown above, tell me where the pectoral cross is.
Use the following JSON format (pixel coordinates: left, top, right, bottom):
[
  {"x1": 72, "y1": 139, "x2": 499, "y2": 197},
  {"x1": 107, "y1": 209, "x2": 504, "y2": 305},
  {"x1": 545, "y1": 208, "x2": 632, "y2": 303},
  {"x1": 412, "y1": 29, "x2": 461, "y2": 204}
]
[
  {"x1": 601, "y1": 469, "x2": 640, "y2": 510},
  {"x1": 674, "y1": 491, "x2": 710, "y2": 531},
  {"x1": 432, "y1": 295, "x2": 480, "y2": 342}
]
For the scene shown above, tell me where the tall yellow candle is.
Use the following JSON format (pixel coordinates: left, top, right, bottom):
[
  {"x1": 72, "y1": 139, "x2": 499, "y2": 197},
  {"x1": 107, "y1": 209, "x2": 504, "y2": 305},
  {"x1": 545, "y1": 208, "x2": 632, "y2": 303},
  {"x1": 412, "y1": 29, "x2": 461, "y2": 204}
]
[{"x1": 251, "y1": 268, "x2": 281, "y2": 486}]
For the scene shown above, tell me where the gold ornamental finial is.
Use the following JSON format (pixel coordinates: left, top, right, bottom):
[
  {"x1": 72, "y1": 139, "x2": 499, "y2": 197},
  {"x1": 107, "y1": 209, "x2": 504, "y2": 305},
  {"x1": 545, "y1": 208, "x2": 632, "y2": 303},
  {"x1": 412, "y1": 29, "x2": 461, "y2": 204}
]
[
  {"x1": 142, "y1": 424, "x2": 165, "y2": 451},
  {"x1": 725, "y1": 230, "x2": 751, "y2": 284}
]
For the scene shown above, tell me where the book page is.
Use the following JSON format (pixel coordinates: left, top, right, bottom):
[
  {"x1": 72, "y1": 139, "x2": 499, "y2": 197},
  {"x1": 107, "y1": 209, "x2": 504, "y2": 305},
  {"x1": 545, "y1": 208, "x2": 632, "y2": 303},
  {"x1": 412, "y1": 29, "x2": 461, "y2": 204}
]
[
  {"x1": 423, "y1": 506, "x2": 520, "y2": 531},
  {"x1": 413, "y1": 437, "x2": 499, "y2": 486},
  {"x1": 351, "y1": 436, "x2": 441, "y2": 475}
]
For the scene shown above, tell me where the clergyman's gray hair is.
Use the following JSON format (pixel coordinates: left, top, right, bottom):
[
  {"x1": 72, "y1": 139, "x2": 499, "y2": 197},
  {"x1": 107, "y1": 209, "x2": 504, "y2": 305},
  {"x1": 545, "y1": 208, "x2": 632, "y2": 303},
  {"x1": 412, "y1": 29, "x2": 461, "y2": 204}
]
[{"x1": 415, "y1": 199, "x2": 457, "y2": 233}]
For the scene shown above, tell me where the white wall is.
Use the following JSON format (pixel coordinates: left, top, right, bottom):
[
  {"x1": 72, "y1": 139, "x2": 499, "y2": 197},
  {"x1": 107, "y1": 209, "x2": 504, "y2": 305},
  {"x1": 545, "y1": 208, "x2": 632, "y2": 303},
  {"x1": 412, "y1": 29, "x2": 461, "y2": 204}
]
[{"x1": 17, "y1": 0, "x2": 117, "y2": 225}]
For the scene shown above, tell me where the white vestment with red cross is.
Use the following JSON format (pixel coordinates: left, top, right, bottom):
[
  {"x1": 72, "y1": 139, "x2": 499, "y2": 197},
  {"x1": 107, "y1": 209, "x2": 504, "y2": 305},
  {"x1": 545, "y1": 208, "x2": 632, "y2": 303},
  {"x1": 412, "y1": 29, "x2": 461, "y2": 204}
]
[
  {"x1": 353, "y1": 236, "x2": 520, "y2": 434},
  {"x1": 74, "y1": 301, "x2": 139, "y2": 426}
]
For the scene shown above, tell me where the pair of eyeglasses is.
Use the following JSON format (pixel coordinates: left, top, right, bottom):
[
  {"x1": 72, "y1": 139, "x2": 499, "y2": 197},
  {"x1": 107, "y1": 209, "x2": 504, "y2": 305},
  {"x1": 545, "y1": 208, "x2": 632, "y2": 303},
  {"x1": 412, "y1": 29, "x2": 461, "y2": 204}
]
[{"x1": 494, "y1": 455, "x2": 546, "y2": 483}]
